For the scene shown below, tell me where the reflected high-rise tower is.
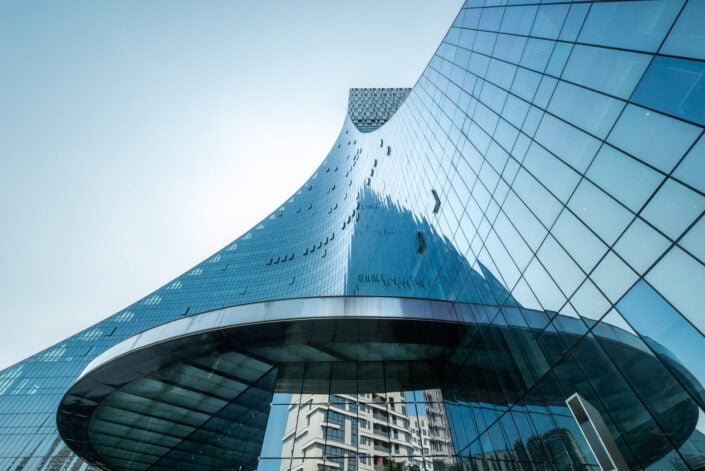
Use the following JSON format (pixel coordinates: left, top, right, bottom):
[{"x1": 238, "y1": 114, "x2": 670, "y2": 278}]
[{"x1": 2, "y1": 1, "x2": 705, "y2": 470}]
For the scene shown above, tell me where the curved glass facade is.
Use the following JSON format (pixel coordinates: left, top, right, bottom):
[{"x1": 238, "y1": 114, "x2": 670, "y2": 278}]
[{"x1": 2, "y1": 1, "x2": 705, "y2": 469}]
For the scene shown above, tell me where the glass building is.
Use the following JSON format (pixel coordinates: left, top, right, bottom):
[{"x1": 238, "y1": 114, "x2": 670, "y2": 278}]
[{"x1": 2, "y1": 1, "x2": 705, "y2": 469}]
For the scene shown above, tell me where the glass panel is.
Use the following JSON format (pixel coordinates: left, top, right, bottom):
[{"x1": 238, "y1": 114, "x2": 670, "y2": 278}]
[
  {"x1": 520, "y1": 38, "x2": 554, "y2": 73},
  {"x1": 641, "y1": 179, "x2": 705, "y2": 240},
  {"x1": 614, "y1": 218, "x2": 671, "y2": 274},
  {"x1": 511, "y1": 67, "x2": 541, "y2": 101},
  {"x1": 632, "y1": 56, "x2": 705, "y2": 126},
  {"x1": 537, "y1": 236, "x2": 585, "y2": 298},
  {"x1": 559, "y1": 3, "x2": 589, "y2": 42},
  {"x1": 680, "y1": 215, "x2": 705, "y2": 264},
  {"x1": 500, "y1": 5, "x2": 537, "y2": 35},
  {"x1": 533, "y1": 75, "x2": 558, "y2": 109},
  {"x1": 522, "y1": 143, "x2": 580, "y2": 203},
  {"x1": 479, "y1": 6, "x2": 504, "y2": 31},
  {"x1": 567, "y1": 180, "x2": 633, "y2": 245},
  {"x1": 531, "y1": 4, "x2": 569, "y2": 40},
  {"x1": 534, "y1": 113, "x2": 600, "y2": 173},
  {"x1": 578, "y1": 0, "x2": 684, "y2": 52},
  {"x1": 524, "y1": 258, "x2": 567, "y2": 312},
  {"x1": 562, "y1": 45, "x2": 651, "y2": 99},
  {"x1": 617, "y1": 280, "x2": 705, "y2": 405},
  {"x1": 546, "y1": 45, "x2": 572, "y2": 80},
  {"x1": 493, "y1": 33, "x2": 526, "y2": 64},
  {"x1": 548, "y1": 81, "x2": 624, "y2": 139},
  {"x1": 661, "y1": 0, "x2": 705, "y2": 60},
  {"x1": 552, "y1": 210, "x2": 607, "y2": 273},
  {"x1": 586, "y1": 144, "x2": 664, "y2": 212},
  {"x1": 590, "y1": 251, "x2": 638, "y2": 303},
  {"x1": 607, "y1": 104, "x2": 701, "y2": 173},
  {"x1": 512, "y1": 169, "x2": 562, "y2": 228},
  {"x1": 673, "y1": 134, "x2": 705, "y2": 194},
  {"x1": 570, "y1": 279, "x2": 610, "y2": 322},
  {"x1": 646, "y1": 247, "x2": 705, "y2": 335}
]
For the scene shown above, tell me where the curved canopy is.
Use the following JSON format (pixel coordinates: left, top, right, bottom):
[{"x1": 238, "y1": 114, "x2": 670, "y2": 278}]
[{"x1": 57, "y1": 297, "x2": 704, "y2": 470}]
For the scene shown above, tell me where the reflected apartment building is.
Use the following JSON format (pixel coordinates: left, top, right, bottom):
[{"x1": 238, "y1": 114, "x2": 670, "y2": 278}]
[
  {"x1": 2, "y1": 0, "x2": 705, "y2": 470},
  {"x1": 279, "y1": 391, "x2": 453, "y2": 471}
]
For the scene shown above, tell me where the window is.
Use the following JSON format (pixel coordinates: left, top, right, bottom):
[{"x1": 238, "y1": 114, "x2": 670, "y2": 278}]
[
  {"x1": 578, "y1": 0, "x2": 682, "y2": 52},
  {"x1": 586, "y1": 144, "x2": 663, "y2": 212},
  {"x1": 662, "y1": 0, "x2": 705, "y2": 60},
  {"x1": 562, "y1": 45, "x2": 650, "y2": 99},
  {"x1": 632, "y1": 57, "x2": 705, "y2": 126},
  {"x1": 324, "y1": 426, "x2": 345, "y2": 443},
  {"x1": 607, "y1": 105, "x2": 700, "y2": 173},
  {"x1": 641, "y1": 179, "x2": 705, "y2": 240}
]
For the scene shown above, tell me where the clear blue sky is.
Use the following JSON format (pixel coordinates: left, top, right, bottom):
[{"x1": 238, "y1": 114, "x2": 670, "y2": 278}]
[{"x1": 0, "y1": 0, "x2": 463, "y2": 370}]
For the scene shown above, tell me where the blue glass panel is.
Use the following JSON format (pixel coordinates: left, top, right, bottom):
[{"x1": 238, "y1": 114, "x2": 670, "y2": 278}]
[
  {"x1": 561, "y1": 45, "x2": 651, "y2": 99},
  {"x1": 681, "y1": 215, "x2": 705, "y2": 264},
  {"x1": 461, "y1": 7, "x2": 481, "y2": 28},
  {"x1": 531, "y1": 4, "x2": 568, "y2": 39},
  {"x1": 447, "y1": 27, "x2": 462, "y2": 46},
  {"x1": 493, "y1": 34, "x2": 526, "y2": 64},
  {"x1": 591, "y1": 252, "x2": 637, "y2": 303},
  {"x1": 632, "y1": 56, "x2": 705, "y2": 126},
  {"x1": 661, "y1": 0, "x2": 705, "y2": 60},
  {"x1": 608, "y1": 104, "x2": 701, "y2": 173},
  {"x1": 615, "y1": 219, "x2": 669, "y2": 273},
  {"x1": 537, "y1": 236, "x2": 584, "y2": 297},
  {"x1": 567, "y1": 180, "x2": 633, "y2": 245},
  {"x1": 647, "y1": 247, "x2": 705, "y2": 335},
  {"x1": 521, "y1": 106, "x2": 544, "y2": 137},
  {"x1": 559, "y1": 3, "x2": 589, "y2": 42},
  {"x1": 673, "y1": 135, "x2": 705, "y2": 194},
  {"x1": 479, "y1": 6, "x2": 504, "y2": 31},
  {"x1": 522, "y1": 142, "x2": 579, "y2": 202},
  {"x1": 486, "y1": 59, "x2": 516, "y2": 90},
  {"x1": 520, "y1": 38, "x2": 554, "y2": 73},
  {"x1": 617, "y1": 280, "x2": 705, "y2": 401},
  {"x1": 502, "y1": 192, "x2": 546, "y2": 250},
  {"x1": 511, "y1": 67, "x2": 541, "y2": 101},
  {"x1": 494, "y1": 118, "x2": 519, "y2": 151},
  {"x1": 532, "y1": 75, "x2": 557, "y2": 109},
  {"x1": 534, "y1": 114, "x2": 600, "y2": 173},
  {"x1": 512, "y1": 169, "x2": 562, "y2": 228},
  {"x1": 545, "y1": 42, "x2": 572, "y2": 77},
  {"x1": 458, "y1": 29, "x2": 476, "y2": 50},
  {"x1": 502, "y1": 94, "x2": 529, "y2": 128},
  {"x1": 548, "y1": 81, "x2": 624, "y2": 139},
  {"x1": 474, "y1": 31, "x2": 498, "y2": 55},
  {"x1": 524, "y1": 259, "x2": 566, "y2": 311},
  {"x1": 586, "y1": 144, "x2": 664, "y2": 212},
  {"x1": 500, "y1": 6, "x2": 536, "y2": 35},
  {"x1": 641, "y1": 179, "x2": 705, "y2": 240},
  {"x1": 552, "y1": 210, "x2": 607, "y2": 273},
  {"x1": 571, "y1": 279, "x2": 610, "y2": 321},
  {"x1": 578, "y1": 0, "x2": 684, "y2": 52}
]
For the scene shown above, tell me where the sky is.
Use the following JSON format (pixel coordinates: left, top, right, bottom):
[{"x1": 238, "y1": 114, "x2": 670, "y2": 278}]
[{"x1": 0, "y1": 1, "x2": 463, "y2": 370}]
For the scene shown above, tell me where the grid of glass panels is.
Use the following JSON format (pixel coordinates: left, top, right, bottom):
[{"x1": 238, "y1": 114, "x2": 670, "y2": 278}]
[
  {"x1": 373, "y1": 0, "x2": 705, "y2": 467},
  {"x1": 1, "y1": 0, "x2": 704, "y2": 468},
  {"x1": 348, "y1": 88, "x2": 411, "y2": 133}
]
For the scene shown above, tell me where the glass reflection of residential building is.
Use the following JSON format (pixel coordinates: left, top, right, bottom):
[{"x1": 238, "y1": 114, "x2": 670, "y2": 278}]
[{"x1": 280, "y1": 391, "x2": 453, "y2": 471}]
